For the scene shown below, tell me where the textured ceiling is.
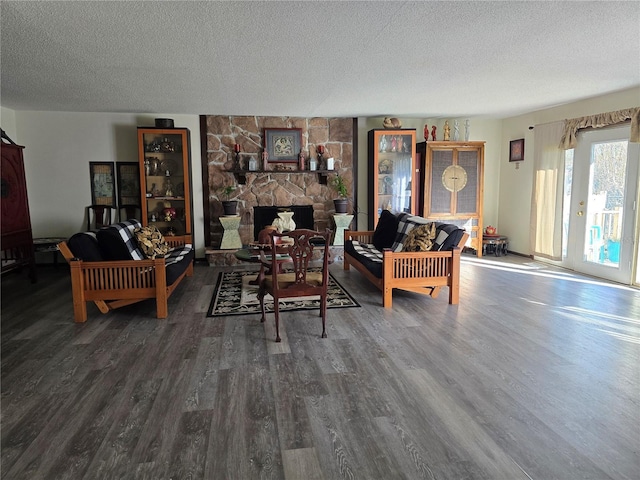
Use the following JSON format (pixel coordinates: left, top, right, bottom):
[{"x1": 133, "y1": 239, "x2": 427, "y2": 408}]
[{"x1": 1, "y1": 1, "x2": 639, "y2": 119}]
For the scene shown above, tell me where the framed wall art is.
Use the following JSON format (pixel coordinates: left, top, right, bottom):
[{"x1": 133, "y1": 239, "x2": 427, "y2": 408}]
[
  {"x1": 89, "y1": 161, "x2": 116, "y2": 206},
  {"x1": 116, "y1": 162, "x2": 140, "y2": 207},
  {"x1": 509, "y1": 138, "x2": 525, "y2": 162},
  {"x1": 264, "y1": 128, "x2": 302, "y2": 163}
]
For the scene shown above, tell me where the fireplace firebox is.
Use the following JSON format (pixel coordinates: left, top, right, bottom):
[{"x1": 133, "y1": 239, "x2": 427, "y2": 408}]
[{"x1": 253, "y1": 206, "x2": 314, "y2": 240}]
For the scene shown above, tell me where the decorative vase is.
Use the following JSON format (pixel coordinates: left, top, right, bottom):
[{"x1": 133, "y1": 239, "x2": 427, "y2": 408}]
[{"x1": 272, "y1": 211, "x2": 295, "y2": 232}]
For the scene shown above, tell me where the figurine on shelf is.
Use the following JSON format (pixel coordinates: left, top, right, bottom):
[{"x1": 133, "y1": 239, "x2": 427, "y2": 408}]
[
  {"x1": 431, "y1": 125, "x2": 437, "y2": 141},
  {"x1": 424, "y1": 124, "x2": 429, "y2": 141},
  {"x1": 379, "y1": 135, "x2": 388, "y2": 152},
  {"x1": 165, "y1": 179, "x2": 174, "y2": 197},
  {"x1": 453, "y1": 120, "x2": 460, "y2": 141},
  {"x1": 465, "y1": 119, "x2": 471, "y2": 141},
  {"x1": 298, "y1": 150, "x2": 306, "y2": 170},
  {"x1": 444, "y1": 121, "x2": 451, "y2": 141},
  {"x1": 249, "y1": 156, "x2": 258, "y2": 171},
  {"x1": 391, "y1": 136, "x2": 397, "y2": 152},
  {"x1": 262, "y1": 150, "x2": 269, "y2": 170}
]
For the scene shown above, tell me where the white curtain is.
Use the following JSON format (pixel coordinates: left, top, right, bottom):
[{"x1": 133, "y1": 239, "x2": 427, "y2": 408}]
[{"x1": 530, "y1": 121, "x2": 565, "y2": 260}]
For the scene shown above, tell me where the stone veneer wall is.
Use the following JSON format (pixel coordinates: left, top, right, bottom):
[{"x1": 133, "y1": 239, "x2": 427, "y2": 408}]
[{"x1": 204, "y1": 116, "x2": 354, "y2": 248}]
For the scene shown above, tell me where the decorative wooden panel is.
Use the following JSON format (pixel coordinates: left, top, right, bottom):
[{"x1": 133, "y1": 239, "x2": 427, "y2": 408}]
[{"x1": 422, "y1": 141, "x2": 485, "y2": 257}]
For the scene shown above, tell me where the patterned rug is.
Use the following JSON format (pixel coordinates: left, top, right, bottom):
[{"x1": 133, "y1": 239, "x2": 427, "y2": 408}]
[{"x1": 207, "y1": 269, "x2": 361, "y2": 317}]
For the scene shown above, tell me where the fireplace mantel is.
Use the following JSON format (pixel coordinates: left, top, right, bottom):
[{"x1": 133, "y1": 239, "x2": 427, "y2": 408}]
[{"x1": 229, "y1": 169, "x2": 332, "y2": 185}]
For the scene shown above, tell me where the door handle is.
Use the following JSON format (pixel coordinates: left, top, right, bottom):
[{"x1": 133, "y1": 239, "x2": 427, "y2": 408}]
[{"x1": 577, "y1": 211, "x2": 584, "y2": 216}]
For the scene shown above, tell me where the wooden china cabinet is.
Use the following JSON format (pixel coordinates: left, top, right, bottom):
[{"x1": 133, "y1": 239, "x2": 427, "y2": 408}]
[
  {"x1": 137, "y1": 127, "x2": 193, "y2": 244},
  {"x1": 420, "y1": 141, "x2": 485, "y2": 256},
  {"x1": 367, "y1": 129, "x2": 417, "y2": 229}
]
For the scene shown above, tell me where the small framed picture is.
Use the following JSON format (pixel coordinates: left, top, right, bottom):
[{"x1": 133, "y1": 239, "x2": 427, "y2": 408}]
[
  {"x1": 89, "y1": 161, "x2": 116, "y2": 206},
  {"x1": 509, "y1": 139, "x2": 525, "y2": 162},
  {"x1": 116, "y1": 162, "x2": 140, "y2": 207},
  {"x1": 264, "y1": 128, "x2": 302, "y2": 163}
]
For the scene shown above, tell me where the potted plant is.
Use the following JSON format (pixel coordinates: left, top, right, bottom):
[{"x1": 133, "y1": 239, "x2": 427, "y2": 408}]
[
  {"x1": 331, "y1": 174, "x2": 349, "y2": 214},
  {"x1": 220, "y1": 185, "x2": 239, "y2": 216}
]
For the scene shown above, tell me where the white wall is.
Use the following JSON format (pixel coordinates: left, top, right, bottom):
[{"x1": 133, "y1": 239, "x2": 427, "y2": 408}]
[
  {"x1": 1, "y1": 107, "x2": 18, "y2": 141},
  {"x1": 498, "y1": 87, "x2": 640, "y2": 255},
  {"x1": 5, "y1": 110, "x2": 205, "y2": 257}
]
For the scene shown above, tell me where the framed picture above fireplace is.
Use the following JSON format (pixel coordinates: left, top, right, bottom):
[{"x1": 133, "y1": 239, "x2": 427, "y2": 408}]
[{"x1": 264, "y1": 128, "x2": 302, "y2": 163}]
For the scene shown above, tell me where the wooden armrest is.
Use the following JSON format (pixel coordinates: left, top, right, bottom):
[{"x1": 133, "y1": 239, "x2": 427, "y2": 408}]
[{"x1": 344, "y1": 230, "x2": 375, "y2": 242}]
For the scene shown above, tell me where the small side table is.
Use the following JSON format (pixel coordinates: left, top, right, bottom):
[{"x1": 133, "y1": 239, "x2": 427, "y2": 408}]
[
  {"x1": 33, "y1": 237, "x2": 66, "y2": 266},
  {"x1": 332, "y1": 214, "x2": 354, "y2": 246},
  {"x1": 219, "y1": 215, "x2": 242, "y2": 249},
  {"x1": 482, "y1": 235, "x2": 508, "y2": 257}
]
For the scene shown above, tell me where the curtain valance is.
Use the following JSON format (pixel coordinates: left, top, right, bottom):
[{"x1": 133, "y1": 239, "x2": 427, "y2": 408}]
[{"x1": 560, "y1": 107, "x2": 640, "y2": 150}]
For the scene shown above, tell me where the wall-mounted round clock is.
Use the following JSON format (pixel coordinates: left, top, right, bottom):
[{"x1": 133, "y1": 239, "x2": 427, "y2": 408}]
[{"x1": 442, "y1": 164, "x2": 468, "y2": 192}]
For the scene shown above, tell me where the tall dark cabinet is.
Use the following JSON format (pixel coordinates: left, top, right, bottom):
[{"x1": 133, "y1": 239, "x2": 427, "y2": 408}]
[{"x1": 1, "y1": 140, "x2": 36, "y2": 281}]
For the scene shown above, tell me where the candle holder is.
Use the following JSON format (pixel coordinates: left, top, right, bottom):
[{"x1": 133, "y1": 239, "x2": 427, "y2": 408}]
[
  {"x1": 316, "y1": 145, "x2": 325, "y2": 170},
  {"x1": 234, "y1": 144, "x2": 241, "y2": 170}
]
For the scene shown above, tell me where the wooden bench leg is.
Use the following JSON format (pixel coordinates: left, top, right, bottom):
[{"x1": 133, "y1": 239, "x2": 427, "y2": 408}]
[
  {"x1": 70, "y1": 262, "x2": 88, "y2": 322},
  {"x1": 383, "y1": 286, "x2": 393, "y2": 308}
]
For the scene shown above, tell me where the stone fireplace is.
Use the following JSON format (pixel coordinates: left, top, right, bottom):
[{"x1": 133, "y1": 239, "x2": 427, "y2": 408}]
[{"x1": 202, "y1": 116, "x2": 356, "y2": 251}]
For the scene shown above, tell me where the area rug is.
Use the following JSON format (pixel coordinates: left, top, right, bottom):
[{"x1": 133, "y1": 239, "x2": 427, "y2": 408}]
[{"x1": 207, "y1": 269, "x2": 361, "y2": 317}]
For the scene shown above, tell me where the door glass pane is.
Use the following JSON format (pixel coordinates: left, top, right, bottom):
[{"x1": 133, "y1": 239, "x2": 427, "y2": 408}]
[
  {"x1": 582, "y1": 140, "x2": 627, "y2": 267},
  {"x1": 562, "y1": 149, "x2": 573, "y2": 259}
]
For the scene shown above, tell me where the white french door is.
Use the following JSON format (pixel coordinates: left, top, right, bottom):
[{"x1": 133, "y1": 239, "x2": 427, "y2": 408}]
[{"x1": 563, "y1": 125, "x2": 639, "y2": 283}]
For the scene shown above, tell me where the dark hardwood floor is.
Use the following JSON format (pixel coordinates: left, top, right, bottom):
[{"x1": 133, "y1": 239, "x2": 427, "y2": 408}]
[{"x1": 2, "y1": 255, "x2": 639, "y2": 479}]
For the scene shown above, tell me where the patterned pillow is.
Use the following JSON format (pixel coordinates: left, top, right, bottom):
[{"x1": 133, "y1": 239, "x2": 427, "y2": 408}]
[
  {"x1": 97, "y1": 219, "x2": 145, "y2": 260},
  {"x1": 402, "y1": 222, "x2": 437, "y2": 251},
  {"x1": 134, "y1": 226, "x2": 172, "y2": 259}
]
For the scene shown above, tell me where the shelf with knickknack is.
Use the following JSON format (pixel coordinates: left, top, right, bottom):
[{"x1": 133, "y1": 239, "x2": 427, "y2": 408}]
[
  {"x1": 137, "y1": 127, "x2": 193, "y2": 242},
  {"x1": 229, "y1": 168, "x2": 332, "y2": 185}
]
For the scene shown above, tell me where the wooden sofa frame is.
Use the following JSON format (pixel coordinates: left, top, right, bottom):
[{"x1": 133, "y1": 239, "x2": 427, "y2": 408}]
[
  {"x1": 343, "y1": 229, "x2": 469, "y2": 308},
  {"x1": 58, "y1": 235, "x2": 194, "y2": 322}
]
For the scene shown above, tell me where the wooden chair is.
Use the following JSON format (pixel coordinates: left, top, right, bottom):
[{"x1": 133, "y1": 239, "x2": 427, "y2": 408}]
[
  {"x1": 86, "y1": 205, "x2": 115, "y2": 231},
  {"x1": 119, "y1": 204, "x2": 141, "y2": 222},
  {"x1": 258, "y1": 228, "x2": 332, "y2": 342}
]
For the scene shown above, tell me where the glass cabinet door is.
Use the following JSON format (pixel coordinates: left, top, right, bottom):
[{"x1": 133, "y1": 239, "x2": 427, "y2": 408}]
[
  {"x1": 137, "y1": 128, "x2": 191, "y2": 241},
  {"x1": 368, "y1": 129, "x2": 417, "y2": 229}
]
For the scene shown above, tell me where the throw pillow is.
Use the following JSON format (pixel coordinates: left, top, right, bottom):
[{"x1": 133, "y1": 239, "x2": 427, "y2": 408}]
[
  {"x1": 134, "y1": 226, "x2": 172, "y2": 259},
  {"x1": 402, "y1": 222, "x2": 437, "y2": 251},
  {"x1": 372, "y1": 209, "x2": 399, "y2": 251}
]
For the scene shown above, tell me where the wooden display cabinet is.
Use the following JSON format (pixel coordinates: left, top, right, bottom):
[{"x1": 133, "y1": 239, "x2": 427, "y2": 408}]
[
  {"x1": 367, "y1": 129, "x2": 417, "y2": 229},
  {"x1": 421, "y1": 141, "x2": 485, "y2": 256},
  {"x1": 137, "y1": 128, "x2": 192, "y2": 244}
]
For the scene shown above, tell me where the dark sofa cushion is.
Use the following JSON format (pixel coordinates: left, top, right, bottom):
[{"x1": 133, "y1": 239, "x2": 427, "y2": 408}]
[
  {"x1": 66, "y1": 232, "x2": 103, "y2": 261},
  {"x1": 165, "y1": 246, "x2": 195, "y2": 285},
  {"x1": 345, "y1": 240, "x2": 383, "y2": 278},
  {"x1": 432, "y1": 223, "x2": 465, "y2": 251},
  {"x1": 96, "y1": 220, "x2": 145, "y2": 260},
  {"x1": 372, "y1": 209, "x2": 399, "y2": 251}
]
